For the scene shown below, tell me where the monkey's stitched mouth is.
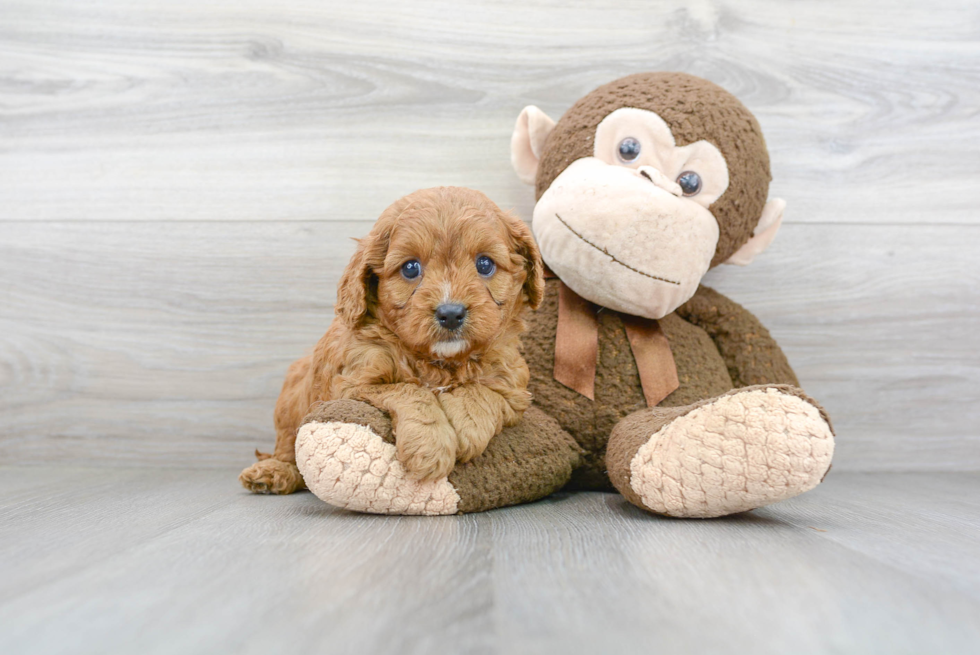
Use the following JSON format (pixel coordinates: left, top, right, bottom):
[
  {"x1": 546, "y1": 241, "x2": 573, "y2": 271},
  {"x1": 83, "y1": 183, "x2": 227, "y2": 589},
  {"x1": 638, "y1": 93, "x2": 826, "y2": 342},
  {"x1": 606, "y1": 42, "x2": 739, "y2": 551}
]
[{"x1": 553, "y1": 213, "x2": 681, "y2": 286}]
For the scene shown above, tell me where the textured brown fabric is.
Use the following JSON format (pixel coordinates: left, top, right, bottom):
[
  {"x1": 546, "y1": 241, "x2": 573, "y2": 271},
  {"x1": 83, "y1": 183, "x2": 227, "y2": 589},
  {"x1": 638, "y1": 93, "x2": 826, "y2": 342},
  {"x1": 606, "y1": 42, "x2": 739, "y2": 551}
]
[
  {"x1": 534, "y1": 72, "x2": 772, "y2": 266},
  {"x1": 604, "y1": 384, "x2": 834, "y2": 511},
  {"x1": 553, "y1": 279, "x2": 681, "y2": 409},
  {"x1": 657, "y1": 310, "x2": 736, "y2": 407},
  {"x1": 524, "y1": 278, "x2": 799, "y2": 489},
  {"x1": 449, "y1": 406, "x2": 583, "y2": 513},
  {"x1": 621, "y1": 314, "x2": 680, "y2": 407},
  {"x1": 676, "y1": 285, "x2": 800, "y2": 388},
  {"x1": 303, "y1": 399, "x2": 394, "y2": 445},
  {"x1": 554, "y1": 281, "x2": 599, "y2": 400}
]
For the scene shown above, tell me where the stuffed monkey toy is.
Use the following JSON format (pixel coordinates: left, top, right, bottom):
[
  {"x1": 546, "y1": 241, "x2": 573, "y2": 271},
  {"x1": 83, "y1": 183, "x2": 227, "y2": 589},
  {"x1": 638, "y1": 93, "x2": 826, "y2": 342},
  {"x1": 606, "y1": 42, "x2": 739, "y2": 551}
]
[{"x1": 293, "y1": 72, "x2": 835, "y2": 517}]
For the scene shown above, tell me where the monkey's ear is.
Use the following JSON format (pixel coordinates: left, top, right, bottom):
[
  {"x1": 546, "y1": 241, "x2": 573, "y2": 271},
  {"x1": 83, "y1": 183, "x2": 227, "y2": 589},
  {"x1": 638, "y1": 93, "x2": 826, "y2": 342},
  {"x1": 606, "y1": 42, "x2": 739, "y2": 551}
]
[
  {"x1": 724, "y1": 198, "x2": 786, "y2": 266},
  {"x1": 511, "y1": 106, "x2": 557, "y2": 185}
]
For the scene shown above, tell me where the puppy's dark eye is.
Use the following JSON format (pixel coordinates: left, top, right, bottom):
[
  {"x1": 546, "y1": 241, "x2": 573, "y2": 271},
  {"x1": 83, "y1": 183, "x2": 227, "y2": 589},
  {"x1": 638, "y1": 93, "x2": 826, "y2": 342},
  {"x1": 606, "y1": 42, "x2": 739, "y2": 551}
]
[
  {"x1": 677, "y1": 171, "x2": 702, "y2": 196},
  {"x1": 617, "y1": 137, "x2": 641, "y2": 163},
  {"x1": 475, "y1": 255, "x2": 495, "y2": 277},
  {"x1": 400, "y1": 259, "x2": 421, "y2": 280}
]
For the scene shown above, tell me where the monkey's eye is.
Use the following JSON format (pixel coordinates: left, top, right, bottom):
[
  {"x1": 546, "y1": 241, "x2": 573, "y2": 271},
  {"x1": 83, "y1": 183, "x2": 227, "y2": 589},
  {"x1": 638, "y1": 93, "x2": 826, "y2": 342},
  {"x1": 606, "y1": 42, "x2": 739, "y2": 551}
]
[
  {"x1": 617, "y1": 137, "x2": 641, "y2": 163},
  {"x1": 401, "y1": 259, "x2": 422, "y2": 280},
  {"x1": 475, "y1": 255, "x2": 496, "y2": 277},
  {"x1": 677, "y1": 171, "x2": 702, "y2": 196}
]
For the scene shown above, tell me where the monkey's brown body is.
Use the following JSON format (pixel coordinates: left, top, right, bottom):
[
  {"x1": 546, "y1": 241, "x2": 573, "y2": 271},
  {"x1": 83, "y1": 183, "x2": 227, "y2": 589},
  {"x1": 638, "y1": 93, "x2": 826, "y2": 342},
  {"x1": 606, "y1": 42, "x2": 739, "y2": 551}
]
[{"x1": 525, "y1": 278, "x2": 799, "y2": 491}]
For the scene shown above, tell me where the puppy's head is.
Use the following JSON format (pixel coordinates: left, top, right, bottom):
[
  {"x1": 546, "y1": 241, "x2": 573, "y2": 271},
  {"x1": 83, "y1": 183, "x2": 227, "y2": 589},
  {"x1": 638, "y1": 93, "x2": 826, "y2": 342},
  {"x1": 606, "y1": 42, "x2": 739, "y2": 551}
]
[{"x1": 336, "y1": 187, "x2": 543, "y2": 361}]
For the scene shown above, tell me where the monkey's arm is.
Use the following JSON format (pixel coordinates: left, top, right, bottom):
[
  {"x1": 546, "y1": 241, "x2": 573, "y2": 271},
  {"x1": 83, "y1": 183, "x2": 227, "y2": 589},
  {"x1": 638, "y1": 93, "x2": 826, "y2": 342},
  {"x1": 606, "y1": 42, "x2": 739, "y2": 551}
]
[{"x1": 675, "y1": 285, "x2": 800, "y2": 388}]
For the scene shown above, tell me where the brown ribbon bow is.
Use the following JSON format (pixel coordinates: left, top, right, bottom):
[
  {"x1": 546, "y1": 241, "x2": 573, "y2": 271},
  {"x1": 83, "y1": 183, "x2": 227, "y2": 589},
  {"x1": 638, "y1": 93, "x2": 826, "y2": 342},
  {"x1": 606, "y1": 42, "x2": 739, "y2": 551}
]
[{"x1": 551, "y1": 274, "x2": 679, "y2": 407}]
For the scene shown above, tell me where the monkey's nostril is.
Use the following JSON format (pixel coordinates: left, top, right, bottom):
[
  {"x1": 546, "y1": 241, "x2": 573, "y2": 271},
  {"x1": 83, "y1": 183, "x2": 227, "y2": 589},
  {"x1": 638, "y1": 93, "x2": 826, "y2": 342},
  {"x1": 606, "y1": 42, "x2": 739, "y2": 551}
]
[
  {"x1": 637, "y1": 165, "x2": 683, "y2": 196},
  {"x1": 435, "y1": 303, "x2": 467, "y2": 330}
]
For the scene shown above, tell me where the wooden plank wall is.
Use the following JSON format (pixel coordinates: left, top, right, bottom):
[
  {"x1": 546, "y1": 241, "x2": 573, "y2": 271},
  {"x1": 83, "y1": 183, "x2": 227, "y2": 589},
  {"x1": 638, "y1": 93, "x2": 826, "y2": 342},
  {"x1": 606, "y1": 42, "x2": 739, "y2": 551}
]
[{"x1": 1, "y1": 0, "x2": 978, "y2": 470}]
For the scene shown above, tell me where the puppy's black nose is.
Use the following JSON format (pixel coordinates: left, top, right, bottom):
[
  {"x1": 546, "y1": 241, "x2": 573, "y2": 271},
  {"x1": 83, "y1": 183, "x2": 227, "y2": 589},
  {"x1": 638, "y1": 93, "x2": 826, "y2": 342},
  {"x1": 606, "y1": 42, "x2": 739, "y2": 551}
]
[{"x1": 435, "y1": 303, "x2": 467, "y2": 330}]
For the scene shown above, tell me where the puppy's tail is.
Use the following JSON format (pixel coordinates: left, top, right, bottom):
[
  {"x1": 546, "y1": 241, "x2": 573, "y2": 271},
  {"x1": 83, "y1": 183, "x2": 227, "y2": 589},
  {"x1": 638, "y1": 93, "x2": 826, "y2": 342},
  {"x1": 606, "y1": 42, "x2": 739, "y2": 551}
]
[{"x1": 254, "y1": 449, "x2": 273, "y2": 461}]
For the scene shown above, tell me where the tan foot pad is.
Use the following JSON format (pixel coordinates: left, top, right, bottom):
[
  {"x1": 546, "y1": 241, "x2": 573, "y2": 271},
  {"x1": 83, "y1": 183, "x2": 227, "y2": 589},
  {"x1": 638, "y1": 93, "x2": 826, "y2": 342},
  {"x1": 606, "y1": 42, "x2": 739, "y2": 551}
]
[
  {"x1": 630, "y1": 388, "x2": 835, "y2": 518},
  {"x1": 295, "y1": 421, "x2": 460, "y2": 515}
]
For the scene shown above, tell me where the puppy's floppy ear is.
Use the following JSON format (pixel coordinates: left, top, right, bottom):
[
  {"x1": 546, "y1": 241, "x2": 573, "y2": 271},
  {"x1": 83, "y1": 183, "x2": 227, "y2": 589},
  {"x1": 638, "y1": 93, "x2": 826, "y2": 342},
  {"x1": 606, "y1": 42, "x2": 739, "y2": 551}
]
[
  {"x1": 334, "y1": 237, "x2": 380, "y2": 326},
  {"x1": 501, "y1": 210, "x2": 545, "y2": 310},
  {"x1": 335, "y1": 197, "x2": 412, "y2": 325}
]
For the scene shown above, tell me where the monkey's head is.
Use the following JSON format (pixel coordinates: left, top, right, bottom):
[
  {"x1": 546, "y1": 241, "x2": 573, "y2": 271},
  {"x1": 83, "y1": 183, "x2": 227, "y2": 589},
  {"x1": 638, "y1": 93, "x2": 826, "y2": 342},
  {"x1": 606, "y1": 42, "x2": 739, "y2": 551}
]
[{"x1": 511, "y1": 72, "x2": 785, "y2": 319}]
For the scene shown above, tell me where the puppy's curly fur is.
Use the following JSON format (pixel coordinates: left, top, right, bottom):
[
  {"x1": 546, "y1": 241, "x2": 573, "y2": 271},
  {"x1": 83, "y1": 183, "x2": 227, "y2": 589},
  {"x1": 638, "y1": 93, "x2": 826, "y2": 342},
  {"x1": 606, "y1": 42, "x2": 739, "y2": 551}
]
[{"x1": 240, "y1": 187, "x2": 544, "y2": 493}]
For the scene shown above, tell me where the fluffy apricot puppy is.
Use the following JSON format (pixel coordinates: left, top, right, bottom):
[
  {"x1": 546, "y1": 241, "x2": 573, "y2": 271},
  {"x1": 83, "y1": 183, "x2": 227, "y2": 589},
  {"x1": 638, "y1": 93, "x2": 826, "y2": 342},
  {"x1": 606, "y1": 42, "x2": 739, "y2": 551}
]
[{"x1": 239, "y1": 187, "x2": 544, "y2": 494}]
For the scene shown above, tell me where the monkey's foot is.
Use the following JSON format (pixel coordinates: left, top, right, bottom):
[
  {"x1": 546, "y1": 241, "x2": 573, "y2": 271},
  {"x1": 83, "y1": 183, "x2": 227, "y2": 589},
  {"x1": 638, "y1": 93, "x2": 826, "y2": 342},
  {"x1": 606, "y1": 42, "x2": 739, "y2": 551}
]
[
  {"x1": 606, "y1": 385, "x2": 835, "y2": 518},
  {"x1": 295, "y1": 401, "x2": 460, "y2": 515}
]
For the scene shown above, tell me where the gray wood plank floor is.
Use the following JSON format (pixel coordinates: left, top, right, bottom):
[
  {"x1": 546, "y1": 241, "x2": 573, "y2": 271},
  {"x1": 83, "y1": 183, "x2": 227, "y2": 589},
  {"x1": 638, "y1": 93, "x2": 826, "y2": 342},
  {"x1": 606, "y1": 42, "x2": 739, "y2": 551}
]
[{"x1": 1, "y1": 468, "x2": 978, "y2": 655}]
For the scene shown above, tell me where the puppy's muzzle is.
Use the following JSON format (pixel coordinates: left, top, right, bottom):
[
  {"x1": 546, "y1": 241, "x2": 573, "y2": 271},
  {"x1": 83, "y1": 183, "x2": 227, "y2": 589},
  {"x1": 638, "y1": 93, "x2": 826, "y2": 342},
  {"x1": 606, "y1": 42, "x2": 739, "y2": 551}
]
[{"x1": 435, "y1": 303, "x2": 467, "y2": 331}]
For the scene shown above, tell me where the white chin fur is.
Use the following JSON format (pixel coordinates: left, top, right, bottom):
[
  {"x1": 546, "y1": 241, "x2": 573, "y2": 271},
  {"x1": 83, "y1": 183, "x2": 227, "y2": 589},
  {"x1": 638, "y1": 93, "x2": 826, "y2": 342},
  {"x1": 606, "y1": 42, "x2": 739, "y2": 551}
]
[{"x1": 431, "y1": 340, "x2": 468, "y2": 359}]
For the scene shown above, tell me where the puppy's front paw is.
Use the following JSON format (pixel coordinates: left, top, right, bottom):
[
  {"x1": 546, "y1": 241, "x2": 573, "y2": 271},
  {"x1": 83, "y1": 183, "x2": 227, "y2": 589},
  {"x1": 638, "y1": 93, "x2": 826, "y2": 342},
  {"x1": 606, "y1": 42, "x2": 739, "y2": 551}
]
[
  {"x1": 396, "y1": 420, "x2": 458, "y2": 482},
  {"x1": 454, "y1": 422, "x2": 496, "y2": 464},
  {"x1": 446, "y1": 410, "x2": 496, "y2": 464},
  {"x1": 439, "y1": 388, "x2": 501, "y2": 463}
]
